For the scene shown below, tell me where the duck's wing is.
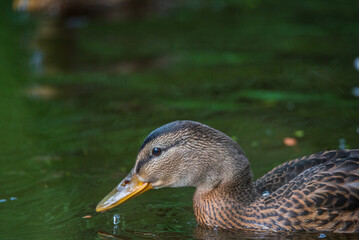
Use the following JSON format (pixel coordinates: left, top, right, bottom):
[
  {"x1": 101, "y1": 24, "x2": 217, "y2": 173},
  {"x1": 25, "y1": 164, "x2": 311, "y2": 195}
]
[
  {"x1": 255, "y1": 150, "x2": 354, "y2": 194},
  {"x1": 256, "y1": 150, "x2": 359, "y2": 232}
]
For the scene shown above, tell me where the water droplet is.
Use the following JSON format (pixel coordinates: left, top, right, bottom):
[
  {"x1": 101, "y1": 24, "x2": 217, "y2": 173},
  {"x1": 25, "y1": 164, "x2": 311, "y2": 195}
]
[
  {"x1": 113, "y1": 224, "x2": 120, "y2": 235},
  {"x1": 10, "y1": 197, "x2": 17, "y2": 201},
  {"x1": 0, "y1": 199, "x2": 7, "y2": 203},
  {"x1": 113, "y1": 214, "x2": 121, "y2": 225},
  {"x1": 262, "y1": 190, "x2": 270, "y2": 196},
  {"x1": 318, "y1": 233, "x2": 327, "y2": 238}
]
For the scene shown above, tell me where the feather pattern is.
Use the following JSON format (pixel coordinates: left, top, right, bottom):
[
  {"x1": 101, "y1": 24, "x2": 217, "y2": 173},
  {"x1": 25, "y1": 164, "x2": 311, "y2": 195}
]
[
  {"x1": 98, "y1": 120, "x2": 359, "y2": 233},
  {"x1": 193, "y1": 150, "x2": 359, "y2": 232}
]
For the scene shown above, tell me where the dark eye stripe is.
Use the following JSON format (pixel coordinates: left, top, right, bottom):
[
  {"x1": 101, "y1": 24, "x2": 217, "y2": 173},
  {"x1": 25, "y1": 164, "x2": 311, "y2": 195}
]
[{"x1": 135, "y1": 140, "x2": 183, "y2": 174}]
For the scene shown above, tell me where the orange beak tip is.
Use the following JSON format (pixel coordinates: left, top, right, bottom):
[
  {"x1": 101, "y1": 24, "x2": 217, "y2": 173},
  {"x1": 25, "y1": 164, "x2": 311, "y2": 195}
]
[{"x1": 96, "y1": 172, "x2": 153, "y2": 212}]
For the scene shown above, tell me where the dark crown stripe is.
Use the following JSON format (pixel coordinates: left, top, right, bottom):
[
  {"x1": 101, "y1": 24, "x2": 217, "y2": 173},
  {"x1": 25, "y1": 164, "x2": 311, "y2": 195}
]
[{"x1": 138, "y1": 121, "x2": 190, "y2": 152}]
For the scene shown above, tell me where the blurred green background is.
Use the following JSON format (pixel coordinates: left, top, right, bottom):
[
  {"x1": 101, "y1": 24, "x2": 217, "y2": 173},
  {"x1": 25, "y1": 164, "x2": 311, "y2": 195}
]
[{"x1": 0, "y1": 0, "x2": 358, "y2": 239}]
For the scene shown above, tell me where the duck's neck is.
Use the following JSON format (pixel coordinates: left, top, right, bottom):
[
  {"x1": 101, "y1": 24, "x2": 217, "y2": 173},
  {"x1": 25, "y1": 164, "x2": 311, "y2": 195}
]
[{"x1": 193, "y1": 175, "x2": 262, "y2": 230}]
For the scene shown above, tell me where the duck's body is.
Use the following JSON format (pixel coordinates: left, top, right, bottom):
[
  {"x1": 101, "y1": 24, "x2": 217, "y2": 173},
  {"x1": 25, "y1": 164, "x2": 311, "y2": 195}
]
[
  {"x1": 195, "y1": 150, "x2": 359, "y2": 232},
  {"x1": 96, "y1": 121, "x2": 359, "y2": 233}
]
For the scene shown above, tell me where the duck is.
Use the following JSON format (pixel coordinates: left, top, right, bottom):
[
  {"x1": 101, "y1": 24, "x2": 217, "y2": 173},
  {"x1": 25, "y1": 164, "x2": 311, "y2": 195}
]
[
  {"x1": 13, "y1": 0, "x2": 162, "y2": 18},
  {"x1": 96, "y1": 120, "x2": 359, "y2": 233}
]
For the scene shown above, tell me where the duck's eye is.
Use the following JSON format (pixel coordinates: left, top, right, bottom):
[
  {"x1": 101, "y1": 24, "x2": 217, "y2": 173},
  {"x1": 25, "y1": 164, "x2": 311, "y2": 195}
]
[{"x1": 152, "y1": 147, "x2": 162, "y2": 156}]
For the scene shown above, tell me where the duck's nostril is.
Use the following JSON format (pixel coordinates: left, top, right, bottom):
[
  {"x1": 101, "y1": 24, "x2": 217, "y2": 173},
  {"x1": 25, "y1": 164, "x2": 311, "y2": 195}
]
[{"x1": 121, "y1": 180, "x2": 130, "y2": 186}]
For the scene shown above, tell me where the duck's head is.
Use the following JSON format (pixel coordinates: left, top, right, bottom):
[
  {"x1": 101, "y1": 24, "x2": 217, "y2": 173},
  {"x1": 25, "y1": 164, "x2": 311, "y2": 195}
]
[{"x1": 96, "y1": 120, "x2": 251, "y2": 212}]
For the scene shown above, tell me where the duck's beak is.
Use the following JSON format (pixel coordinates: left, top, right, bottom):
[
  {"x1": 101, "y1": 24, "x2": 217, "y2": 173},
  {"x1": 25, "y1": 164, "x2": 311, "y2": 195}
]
[{"x1": 96, "y1": 170, "x2": 153, "y2": 212}]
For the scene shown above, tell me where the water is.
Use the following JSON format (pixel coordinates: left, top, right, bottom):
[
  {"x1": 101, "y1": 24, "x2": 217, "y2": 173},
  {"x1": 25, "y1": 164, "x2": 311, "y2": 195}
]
[
  {"x1": 318, "y1": 233, "x2": 327, "y2": 239},
  {"x1": 261, "y1": 190, "x2": 270, "y2": 197},
  {"x1": 1, "y1": 0, "x2": 359, "y2": 239}
]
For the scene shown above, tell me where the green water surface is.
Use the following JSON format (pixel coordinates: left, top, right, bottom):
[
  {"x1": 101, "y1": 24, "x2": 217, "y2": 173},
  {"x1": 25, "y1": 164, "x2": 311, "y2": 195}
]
[{"x1": 0, "y1": 0, "x2": 359, "y2": 239}]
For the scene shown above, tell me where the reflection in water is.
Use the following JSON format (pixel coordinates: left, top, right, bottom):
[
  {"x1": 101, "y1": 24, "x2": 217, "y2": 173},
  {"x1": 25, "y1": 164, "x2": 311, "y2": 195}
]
[
  {"x1": 13, "y1": 0, "x2": 152, "y2": 18},
  {"x1": 4, "y1": 0, "x2": 359, "y2": 239},
  {"x1": 0, "y1": 197, "x2": 18, "y2": 203},
  {"x1": 30, "y1": 49, "x2": 43, "y2": 73},
  {"x1": 203, "y1": 227, "x2": 355, "y2": 240},
  {"x1": 98, "y1": 230, "x2": 130, "y2": 240},
  {"x1": 13, "y1": 0, "x2": 179, "y2": 75},
  {"x1": 27, "y1": 19, "x2": 76, "y2": 74},
  {"x1": 194, "y1": 226, "x2": 283, "y2": 240},
  {"x1": 25, "y1": 85, "x2": 59, "y2": 99},
  {"x1": 98, "y1": 226, "x2": 359, "y2": 240},
  {"x1": 98, "y1": 229, "x2": 187, "y2": 240}
]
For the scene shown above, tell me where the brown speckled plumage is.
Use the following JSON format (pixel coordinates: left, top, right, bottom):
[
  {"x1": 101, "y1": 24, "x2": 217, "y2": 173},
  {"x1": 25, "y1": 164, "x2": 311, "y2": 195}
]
[
  {"x1": 194, "y1": 150, "x2": 359, "y2": 232},
  {"x1": 99, "y1": 120, "x2": 359, "y2": 233}
]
